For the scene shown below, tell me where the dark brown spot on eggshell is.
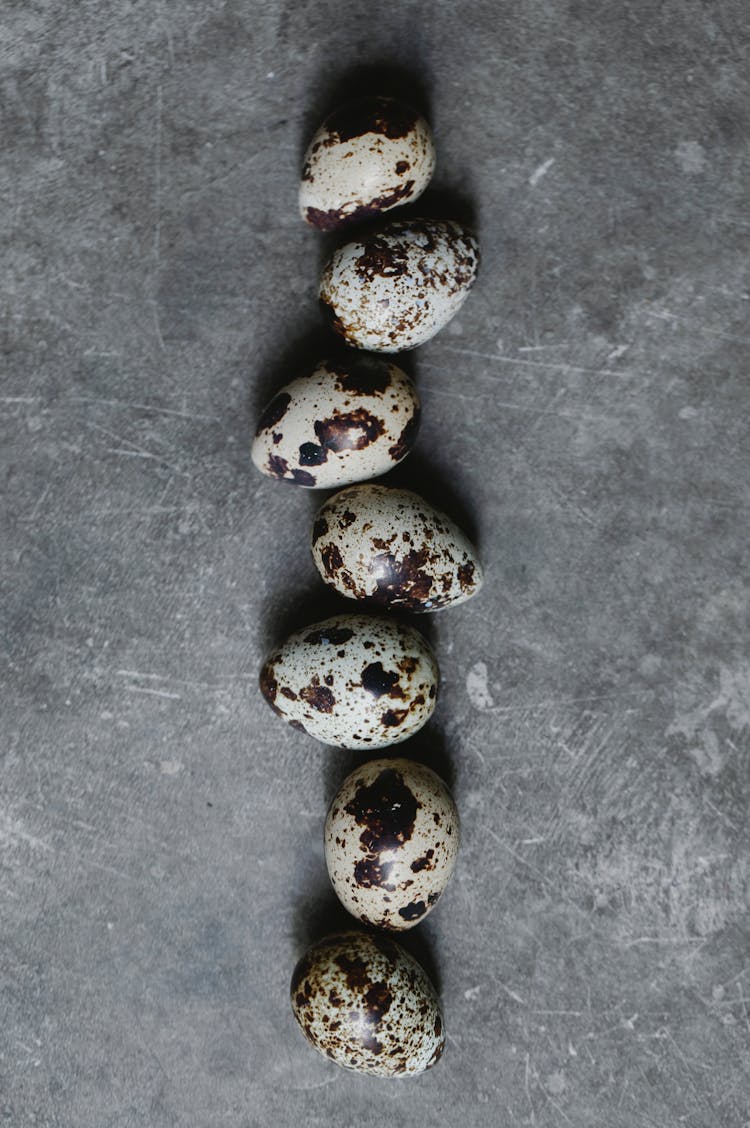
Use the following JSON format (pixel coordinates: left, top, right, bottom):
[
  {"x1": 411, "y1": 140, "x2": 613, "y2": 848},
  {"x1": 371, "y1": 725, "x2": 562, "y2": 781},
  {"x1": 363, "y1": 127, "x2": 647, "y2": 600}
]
[
  {"x1": 355, "y1": 237, "x2": 410, "y2": 283},
  {"x1": 387, "y1": 409, "x2": 420, "y2": 461},
  {"x1": 321, "y1": 542, "x2": 344, "y2": 575},
  {"x1": 314, "y1": 408, "x2": 385, "y2": 452},
  {"x1": 291, "y1": 467, "x2": 316, "y2": 486},
  {"x1": 360, "y1": 661, "x2": 405, "y2": 699},
  {"x1": 259, "y1": 663, "x2": 277, "y2": 702},
  {"x1": 398, "y1": 900, "x2": 428, "y2": 921},
  {"x1": 298, "y1": 441, "x2": 327, "y2": 466},
  {"x1": 324, "y1": 97, "x2": 419, "y2": 143},
  {"x1": 410, "y1": 849, "x2": 435, "y2": 873},
  {"x1": 345, "y1": 768, "x2": 419, "y2": 853},
  {"x1": 299, "y1": 685, "x2": 336, "y2": 712},
  {"x1": 331, "y1": 359, "x2": 391, "y2": 397},
  {"x1": 311, "y1": 516, "x2": 328, "y2": 544},
  {"x1": 305, "y1": 181, "x2": 415, "y2": 232},
  {"x1": 458, "y1": 561, "x2": 476, "y2": 589},
  {"x1": 304, "y1": 624, "x2": 354, "y2": 645},
  {"x1": 371, "y1": 548, "x2": 434, "y2": 607},
  {"x1": 266, "y1": 453, "x2": 289, "y2": 479},
  {"x1": 353, "y1": 855, "x2": 396, "y2": 890},
  {"x1": 256, "y1": 392, "x2": 291, "y2": 435},
  {"x1": 334, "y1": 953, "x2": 371, "y2": 990}
]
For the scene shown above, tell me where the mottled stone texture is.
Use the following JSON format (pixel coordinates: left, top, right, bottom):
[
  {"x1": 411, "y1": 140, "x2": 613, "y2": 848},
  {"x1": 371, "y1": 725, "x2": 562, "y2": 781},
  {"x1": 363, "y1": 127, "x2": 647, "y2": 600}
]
[{"x1": 2, "y1": 1, "x2": 749, "y2": 1125}]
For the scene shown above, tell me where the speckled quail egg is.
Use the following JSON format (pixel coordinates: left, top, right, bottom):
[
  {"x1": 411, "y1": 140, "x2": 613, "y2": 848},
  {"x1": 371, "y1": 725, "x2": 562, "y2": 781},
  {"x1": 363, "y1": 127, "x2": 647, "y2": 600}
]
[
  {"x1": 299, "y1": 96, "x2": 435, "y2": 232},
  {"x1": 311, "y1": 484, "x2": 483, "y2": 612},
  {"x1": 259, "y1": 613, "x2": 438, "y2": 749},
  {"x1": 325, "y1": 758, "x2": 459, "y2": 931},
  {"x1": 251, "y1": 356, "x2": 420, "y2": 488},
  {"x1": 319, "y1": 217, "x2": 479, "y2": 352},
  {"x1": 290, "y1": 930, "x2": 444, "y2": 1076}
]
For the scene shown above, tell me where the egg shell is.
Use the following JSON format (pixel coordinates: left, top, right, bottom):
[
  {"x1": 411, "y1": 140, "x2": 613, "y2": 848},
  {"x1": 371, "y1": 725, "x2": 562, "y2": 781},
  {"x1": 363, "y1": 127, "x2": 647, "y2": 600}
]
[
  {"x1": 251, "y1": 356, "x2": 420, "y2": 489},
  {"x1": 259, "y1": 613, "x2": 438, "y2": 749},
  {"x1": 319, "y1": 218, "x2": 479, "y2": 352},
  {"x1": 290, "y1": 930, "x2": 444, "y2": 1076},
  {"x1": 311, "y1": 484, "x2": 483, "y2": 612},
  {"x1": 325, "y1": 758, "x2": 459, "y2": 931},
  {"x1": 299, "y1": 96, "x2": 435, "y2": 232}
]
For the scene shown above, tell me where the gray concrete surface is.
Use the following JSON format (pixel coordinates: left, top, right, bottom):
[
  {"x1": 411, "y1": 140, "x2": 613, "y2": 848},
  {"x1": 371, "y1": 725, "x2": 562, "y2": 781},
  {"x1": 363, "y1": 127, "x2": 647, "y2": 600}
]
[{"x1": 2, "y1": 2, "x2": 750, "y2": 1124}]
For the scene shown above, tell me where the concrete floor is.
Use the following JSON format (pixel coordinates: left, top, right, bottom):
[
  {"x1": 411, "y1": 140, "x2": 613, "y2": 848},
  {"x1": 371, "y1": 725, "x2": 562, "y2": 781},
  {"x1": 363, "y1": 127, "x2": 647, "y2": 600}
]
[{"x1": 2, "y1": 2, "x2": 750, "y2": 1125}]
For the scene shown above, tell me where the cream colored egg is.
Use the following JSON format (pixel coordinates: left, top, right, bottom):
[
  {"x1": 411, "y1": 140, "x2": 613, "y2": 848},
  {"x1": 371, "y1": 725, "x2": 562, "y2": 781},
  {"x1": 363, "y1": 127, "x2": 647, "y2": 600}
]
[
  {"x1": 251, "y1": 356, "x2": 420, "y2": 488},
  {"x1": 311, "y1": 484, "x2": 483, "y2": 612},
  {"x1": 290, "y1": 930, "x2": 444, "y2": 1076},
  {"x1": 259, "y1": 613, "x2": 438, "y2": 749},
  {"x1": 319, "y1": 218, "x2": 479, "y2": 352},
  {"x1": 299, "y1": 96, "x2": 435, "y2": 231},
  {"x1": 325, "y1": 758, "x2": 459, "y2": 930}
]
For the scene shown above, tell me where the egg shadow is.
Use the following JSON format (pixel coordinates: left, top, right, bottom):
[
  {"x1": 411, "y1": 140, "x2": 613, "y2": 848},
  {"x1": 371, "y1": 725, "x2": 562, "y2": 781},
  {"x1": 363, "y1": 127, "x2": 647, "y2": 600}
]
[
  {"x1": 296, "y1": 61, "x2": 433, "y2": 166},
  {"x1": 258, "y1": 574, "x2": 444, "y2": 667},
  {"x1": 291, "y1": 880, "x2": 358, "y2": 954},
  {"x1": 390, "y1": 185, "x2": 478, "y2": 234},
  {"x1": 257, "y1": 576, "x2": 350, "y2": 657},
  {"x1": 395, "y1": 918, "x2": 442, "y2": 996},
  {"x1": 290, "y1": 883, "x2": 443, "y2": 997},
  {"x1": 248, "y1": 323, "x2": 338, "y2": 426}
]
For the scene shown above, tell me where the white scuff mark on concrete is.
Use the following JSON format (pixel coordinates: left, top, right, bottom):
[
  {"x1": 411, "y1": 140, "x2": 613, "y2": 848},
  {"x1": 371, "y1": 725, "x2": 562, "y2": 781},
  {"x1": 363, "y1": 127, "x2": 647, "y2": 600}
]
[
  {"x1": 674, "y1": 139, "x2": 707, "y2": 174},
  {"x1": 668, "y1": 663, "x2": 750, "y2": 739},
  {"x1": 666, "y1": 663, "x2": 750, "y2": 777},
  {"x1": 159, "y1": 760, "x2": 183, "y2": 775},
  {"x1": 546, "y1": 1070, "x2": 567, "y2": 1095},
  {"x1": 466, "y1": 661, "x2": 495, "y2": 710},
  {"x1": 529, "y1": 156, "x2": 556, "y2": 187},
  {"x1": 0, "y1": 812, "x2": 54, "y2": 855},
  {"x1": 714, "y1": 664, "x2": 750, "y2": 731}
]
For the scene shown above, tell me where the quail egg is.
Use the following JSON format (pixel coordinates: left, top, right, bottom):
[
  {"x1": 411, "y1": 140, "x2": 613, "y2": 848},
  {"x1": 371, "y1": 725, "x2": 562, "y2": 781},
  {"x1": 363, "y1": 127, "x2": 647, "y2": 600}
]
[
  {"x1": 300, "y1": 96, "x2": 435, "y2": 231},
  {"x1": 290, "y1": 930, "x2": 444, "y2": 1076},
  {"x1": 319, "y1": 217, "x2": 479, "y2": 351},
  {"x1": 311, "y1": 484, "x2": 483, "y2": 612},
  {"x1": 259, "y1": 613, "x2": 438, "y2": 748},
  {"x1": 325, "y1": 757, "x2": 459, "y2": 930},
  {"x1": 251, "y1": 356, "x2": 420, "y2": 488}
]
